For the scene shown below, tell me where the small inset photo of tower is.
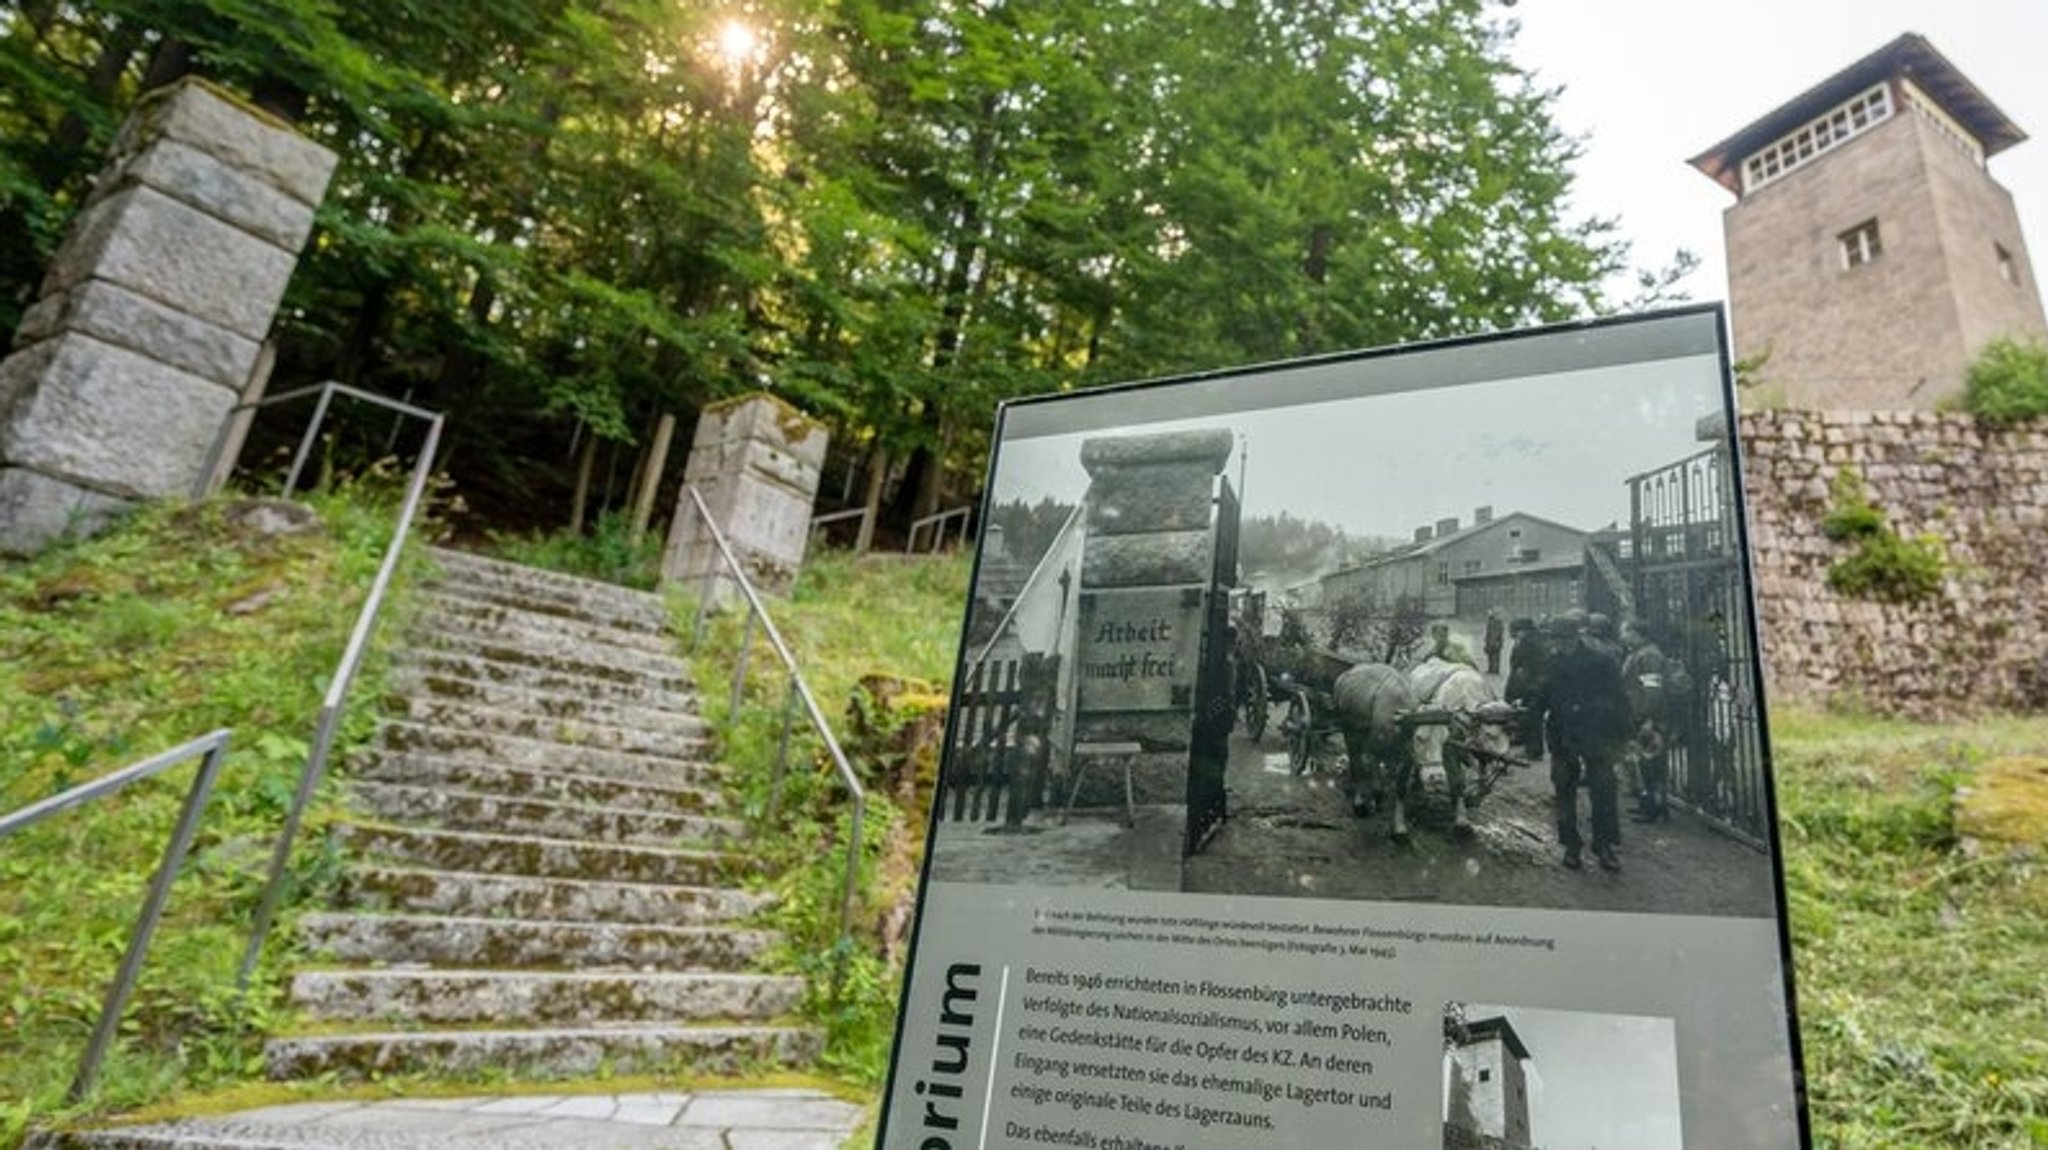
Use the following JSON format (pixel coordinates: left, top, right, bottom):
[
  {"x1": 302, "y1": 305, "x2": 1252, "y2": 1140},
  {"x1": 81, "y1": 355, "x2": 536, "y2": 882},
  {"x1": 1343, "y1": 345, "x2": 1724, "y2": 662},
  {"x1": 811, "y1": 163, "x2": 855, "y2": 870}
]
[
  {"x1": 1690, "y1": 34, "x2": 2048, "y2": 409},
  {"x1": 1443, "y1": 1009, "x2": 1535, "y2": 1150},
  {"x1": 1442, "y1": 1001, "x2": 1683, "y2": 1150}
]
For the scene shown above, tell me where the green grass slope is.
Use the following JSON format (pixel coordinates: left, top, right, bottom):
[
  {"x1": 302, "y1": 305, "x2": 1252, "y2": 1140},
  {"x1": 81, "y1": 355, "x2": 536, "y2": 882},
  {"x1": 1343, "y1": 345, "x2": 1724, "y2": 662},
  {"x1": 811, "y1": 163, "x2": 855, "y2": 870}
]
[
  {"x1": 0, "y1": 492, "x2": 401, "y2": 1144},
  {"x1": 684, "y1": 549, "x2": 971, "y2": 1089}
]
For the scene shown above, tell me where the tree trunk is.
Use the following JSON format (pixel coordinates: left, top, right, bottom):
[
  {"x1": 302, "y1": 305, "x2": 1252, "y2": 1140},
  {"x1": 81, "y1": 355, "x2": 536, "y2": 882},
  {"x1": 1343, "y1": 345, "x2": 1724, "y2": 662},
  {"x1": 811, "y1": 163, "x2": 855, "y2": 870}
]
[
  {"x1": 630, "y1": 413, "x2": 677, "y2": 543},
  {"x1": 42, "y1": 22, "x2": 144, "y2": 189},
  {"x1": 249, "y1": 75, "x2": 309, "y2": 123},
  {"x1": 427, "y1": 276, "x2": 495, "y2": 410},
  {"x1": 856, "y1": 446, "x2": 889, "y2": 555},
  {"x1": 914, "y1": 420, "x2": 954, "y2": 525},
  {"x1": 569, "y1": 427, "x2": 598, "y2": 534},
  {"x1": 337, "y1": 280, "x2": 391, "y2": 387},
  {"x1": 141, "y1": 37, "x2": 194, "y2": 90}
]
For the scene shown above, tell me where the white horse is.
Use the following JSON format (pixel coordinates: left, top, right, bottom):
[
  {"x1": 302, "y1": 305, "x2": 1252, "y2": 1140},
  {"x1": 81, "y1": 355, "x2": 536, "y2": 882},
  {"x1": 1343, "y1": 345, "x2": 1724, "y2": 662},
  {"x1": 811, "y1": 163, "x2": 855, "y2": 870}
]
[{"x1": 1408, "y1": 657, "x2": 1511, "y2": 835}]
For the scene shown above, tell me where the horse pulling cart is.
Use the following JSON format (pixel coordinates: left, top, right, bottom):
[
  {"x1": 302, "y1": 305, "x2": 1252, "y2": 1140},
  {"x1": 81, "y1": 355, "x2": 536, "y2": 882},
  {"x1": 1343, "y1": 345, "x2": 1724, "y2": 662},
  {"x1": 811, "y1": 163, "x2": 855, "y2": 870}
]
[{"x1": 1236, "y1": 622, "x2": 1530, "y2": 836}]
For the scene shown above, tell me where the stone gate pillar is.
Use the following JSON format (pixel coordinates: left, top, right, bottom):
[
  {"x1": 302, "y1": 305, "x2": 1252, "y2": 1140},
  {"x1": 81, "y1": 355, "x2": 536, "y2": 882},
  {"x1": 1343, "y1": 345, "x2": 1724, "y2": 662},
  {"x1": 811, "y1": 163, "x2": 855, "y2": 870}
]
[
  {"x1": 1068, "y1": 429, "x2": 1233, "y2": 813},
  {"x1": 663, "y1": 393, "x2": 828, "y2": 598},
  {"x1": 0, "y1": 78, "x2": 337, "y2": 555}
]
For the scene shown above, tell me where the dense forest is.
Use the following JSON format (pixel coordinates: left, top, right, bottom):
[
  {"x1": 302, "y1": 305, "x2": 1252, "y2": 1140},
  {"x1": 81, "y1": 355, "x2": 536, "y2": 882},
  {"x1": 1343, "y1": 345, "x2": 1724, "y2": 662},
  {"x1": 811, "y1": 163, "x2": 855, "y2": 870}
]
[
  {"x1": 0, "y1": 0, "x2": 1682, "y2": 537},
  {"x1": 1240, "y1": 510, "x2": 1385, "y2": 590}
]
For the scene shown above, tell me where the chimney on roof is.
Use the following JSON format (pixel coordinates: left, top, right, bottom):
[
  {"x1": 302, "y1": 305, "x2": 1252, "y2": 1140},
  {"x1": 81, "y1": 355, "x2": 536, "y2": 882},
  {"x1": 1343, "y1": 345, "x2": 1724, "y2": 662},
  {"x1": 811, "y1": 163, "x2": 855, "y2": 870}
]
[
  {"x1": 1413, "y1": 526, "x2": 1432, "y2": 543},
  {"x1": 1436, "y1": 517, "x2": 1460, "y2": 539},
  {"x1": 1474, "y1": 505, "x2": 1493, "y2": 525}
]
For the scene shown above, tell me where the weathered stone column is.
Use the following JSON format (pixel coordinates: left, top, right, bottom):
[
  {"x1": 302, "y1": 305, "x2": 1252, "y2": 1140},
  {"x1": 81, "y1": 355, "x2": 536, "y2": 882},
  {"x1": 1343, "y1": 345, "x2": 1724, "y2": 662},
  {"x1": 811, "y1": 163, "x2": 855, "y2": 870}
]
[
  {"x1": 0, "y1": 78, "x2": 337, "y2": 555},
  {"x1": 663, "y1": 393, "x2": 828, "y2": 598},
  {"x1": 1068, "y1": 429, "x2": 1233, "y2": 812}
]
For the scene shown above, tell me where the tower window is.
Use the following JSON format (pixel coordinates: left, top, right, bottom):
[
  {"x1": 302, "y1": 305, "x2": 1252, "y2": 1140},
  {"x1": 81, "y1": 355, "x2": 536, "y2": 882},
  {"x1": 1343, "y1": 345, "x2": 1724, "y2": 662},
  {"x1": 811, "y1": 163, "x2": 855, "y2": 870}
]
[
  {"x1": 1998, "y1": 244, "x2": 2019, "y2": 286},
  {"x1": 1840, "y1": 220, "x2": 1882, "y2": 269},
  {"x1": 1742, "y1": 85, "x2": 1892, "y2": 192}
]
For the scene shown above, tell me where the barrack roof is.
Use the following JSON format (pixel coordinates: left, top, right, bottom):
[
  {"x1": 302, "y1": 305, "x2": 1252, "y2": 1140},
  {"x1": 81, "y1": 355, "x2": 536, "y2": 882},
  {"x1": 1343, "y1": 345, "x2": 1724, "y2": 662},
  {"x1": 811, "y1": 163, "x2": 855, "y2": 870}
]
[{"x1": 1689, "y1": 33, "x2": 2026, "y2": 196}]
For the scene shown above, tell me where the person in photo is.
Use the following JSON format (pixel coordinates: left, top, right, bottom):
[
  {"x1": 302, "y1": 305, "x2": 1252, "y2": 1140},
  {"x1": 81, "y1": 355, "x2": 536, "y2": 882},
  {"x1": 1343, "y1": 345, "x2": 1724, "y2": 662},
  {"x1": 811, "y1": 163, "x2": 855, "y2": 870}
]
[{"x1": 1545, "y1": 610, "x2": 1629, "y2": 871}]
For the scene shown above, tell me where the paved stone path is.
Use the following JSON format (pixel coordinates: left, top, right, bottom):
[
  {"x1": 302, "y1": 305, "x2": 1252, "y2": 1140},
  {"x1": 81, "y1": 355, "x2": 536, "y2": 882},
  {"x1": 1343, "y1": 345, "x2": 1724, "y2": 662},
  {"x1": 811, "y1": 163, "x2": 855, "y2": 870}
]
[{"x1": 33, "y1": 1088, "x2": 865, "y2": 1149}]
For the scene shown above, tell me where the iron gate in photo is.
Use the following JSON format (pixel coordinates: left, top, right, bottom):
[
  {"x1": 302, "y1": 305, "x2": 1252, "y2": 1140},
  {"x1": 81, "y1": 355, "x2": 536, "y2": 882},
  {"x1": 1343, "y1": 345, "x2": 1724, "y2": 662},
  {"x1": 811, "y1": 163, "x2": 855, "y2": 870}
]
[{"x1": 1629, "y1": 445, "x2": 1772, "y2": 850}]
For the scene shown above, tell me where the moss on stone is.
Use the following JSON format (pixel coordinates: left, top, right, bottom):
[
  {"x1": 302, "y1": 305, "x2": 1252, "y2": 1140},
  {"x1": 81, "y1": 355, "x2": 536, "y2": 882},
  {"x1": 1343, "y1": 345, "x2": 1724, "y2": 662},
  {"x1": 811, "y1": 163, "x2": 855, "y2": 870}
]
[{"x1": 1956, "y1": 756, "x2": 2048, "y2": 853}]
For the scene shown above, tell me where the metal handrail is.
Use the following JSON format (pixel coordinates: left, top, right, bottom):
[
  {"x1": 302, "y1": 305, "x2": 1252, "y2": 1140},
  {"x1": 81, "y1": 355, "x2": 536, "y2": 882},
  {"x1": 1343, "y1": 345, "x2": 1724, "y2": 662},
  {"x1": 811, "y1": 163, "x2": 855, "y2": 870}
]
[
  {"x1": 679, "y1": 486, "x2": 865, "y2": 951},
  {"x1": 0, "y1": 729, "x2": 234, "y2": 1103},
  {"x1": 193, "y1": 379, "x2": 441, "y2": 500},
  {"x1": 907, "y1": 505, "x2": 973, "y2": 553},
  {"x1": 235, "y1": 412, "x2": 447, "y2": 989},
  {"x1": 809, "y1": 506, "x2": 870, "y2": 538}
]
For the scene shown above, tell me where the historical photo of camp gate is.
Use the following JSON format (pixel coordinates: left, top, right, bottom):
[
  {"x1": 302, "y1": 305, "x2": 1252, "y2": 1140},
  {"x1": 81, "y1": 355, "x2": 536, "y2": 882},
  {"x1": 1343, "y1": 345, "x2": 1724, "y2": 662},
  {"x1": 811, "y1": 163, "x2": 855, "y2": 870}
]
[{"x1": 926, "y1": 309, "x2": 1780, "y2": 918}]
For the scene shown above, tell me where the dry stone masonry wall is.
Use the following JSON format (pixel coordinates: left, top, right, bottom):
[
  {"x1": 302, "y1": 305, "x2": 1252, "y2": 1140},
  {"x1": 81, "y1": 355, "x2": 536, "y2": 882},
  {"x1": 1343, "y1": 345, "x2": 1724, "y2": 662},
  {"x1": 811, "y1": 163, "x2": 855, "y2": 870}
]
[
  {"x1": 0, "y1": 78, "x2": 336, "y2": 555},
  {"x1": 1740, "y1": 409, "x2": 2048, "y2": 716}
]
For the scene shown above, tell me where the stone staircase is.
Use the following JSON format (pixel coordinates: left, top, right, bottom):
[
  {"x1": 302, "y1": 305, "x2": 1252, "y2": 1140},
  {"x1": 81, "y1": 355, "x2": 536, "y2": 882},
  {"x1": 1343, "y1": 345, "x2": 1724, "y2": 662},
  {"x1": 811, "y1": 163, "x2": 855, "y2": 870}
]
[{"x1": 262, "y1": 546, "x2": 820, "y2": 1080}]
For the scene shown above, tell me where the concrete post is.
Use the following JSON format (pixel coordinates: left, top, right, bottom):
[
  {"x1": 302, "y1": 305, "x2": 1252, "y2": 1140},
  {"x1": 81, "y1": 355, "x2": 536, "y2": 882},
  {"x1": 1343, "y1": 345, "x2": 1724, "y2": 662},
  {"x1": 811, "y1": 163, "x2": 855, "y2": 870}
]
[
  {"x1": 0, "y1": 78, "x2": 338, "y2": 555},
  {"x1": 1068, "y1": 428, "x2": 1233, "y2": 814},
  {"x1": 662, "y1": 393, "x2": 828, "y2": 599}
]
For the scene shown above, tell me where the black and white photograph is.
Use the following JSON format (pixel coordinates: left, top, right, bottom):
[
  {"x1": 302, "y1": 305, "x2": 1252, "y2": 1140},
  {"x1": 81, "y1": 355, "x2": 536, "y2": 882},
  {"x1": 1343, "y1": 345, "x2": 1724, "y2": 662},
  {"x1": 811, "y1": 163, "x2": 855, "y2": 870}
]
[
  {"x1": 925, "y1": 310, "x2": 1780, "y2": 917},
  {"x1": 1441, "y1": 1001, "x2": 1683, "y2": 1150}
]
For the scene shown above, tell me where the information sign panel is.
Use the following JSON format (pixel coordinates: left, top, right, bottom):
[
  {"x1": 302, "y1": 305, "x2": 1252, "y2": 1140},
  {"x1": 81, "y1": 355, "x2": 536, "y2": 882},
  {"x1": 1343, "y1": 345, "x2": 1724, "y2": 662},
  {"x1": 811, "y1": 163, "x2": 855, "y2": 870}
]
[{"x1": 882, "y1": 307, "x2": 1809, "y2": 1149}]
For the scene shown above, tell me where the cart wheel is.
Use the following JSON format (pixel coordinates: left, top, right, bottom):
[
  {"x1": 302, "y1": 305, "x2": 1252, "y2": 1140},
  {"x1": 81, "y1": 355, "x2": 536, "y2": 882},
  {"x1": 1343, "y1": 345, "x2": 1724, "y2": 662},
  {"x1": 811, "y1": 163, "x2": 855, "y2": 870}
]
[
  {"x1": 1286, "y1": 695, "x2": 1313, "y2": 775},
  {"x1": 1243, "y1": 665, "x2": 1269, "y2": 742}
]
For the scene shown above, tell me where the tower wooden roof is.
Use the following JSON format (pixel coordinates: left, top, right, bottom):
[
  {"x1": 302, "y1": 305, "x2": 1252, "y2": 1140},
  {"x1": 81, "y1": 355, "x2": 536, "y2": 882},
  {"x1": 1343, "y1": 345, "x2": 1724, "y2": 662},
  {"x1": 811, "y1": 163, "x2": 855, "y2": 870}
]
[{"x1": 1689, "y1": 33, "x2": 2026, "y2": 196}]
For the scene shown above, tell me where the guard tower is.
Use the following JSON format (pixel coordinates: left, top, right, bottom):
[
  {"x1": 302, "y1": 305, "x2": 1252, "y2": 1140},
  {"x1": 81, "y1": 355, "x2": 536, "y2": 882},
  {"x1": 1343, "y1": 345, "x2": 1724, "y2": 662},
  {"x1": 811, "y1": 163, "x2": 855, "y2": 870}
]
[
  {"x1": 1443, "y1": 1014, "x2": 1533, "y2": 1150},
  {"x1": 1690, "y1": 34, "x2": 2047, "y2": 409}
]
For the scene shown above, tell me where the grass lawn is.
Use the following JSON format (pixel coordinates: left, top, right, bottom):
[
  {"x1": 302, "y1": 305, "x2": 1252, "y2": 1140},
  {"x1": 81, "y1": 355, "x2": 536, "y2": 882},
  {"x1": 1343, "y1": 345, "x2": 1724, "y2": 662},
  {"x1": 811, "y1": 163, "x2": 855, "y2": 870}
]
[{"x1": 1772, "y1": 709, "x2": 2048, "y2": 1148}]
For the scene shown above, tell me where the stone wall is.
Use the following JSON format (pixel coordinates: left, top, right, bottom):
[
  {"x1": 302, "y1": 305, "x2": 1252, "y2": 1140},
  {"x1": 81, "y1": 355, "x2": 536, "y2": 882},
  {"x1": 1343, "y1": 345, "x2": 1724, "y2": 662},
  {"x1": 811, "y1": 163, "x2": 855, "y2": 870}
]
[
  {"x1": 0, "y1": 78, "x2": 336, "y2": 555},
  {"x1": 1739, "y1": 409, "x2": 2048, "y2": 716}
]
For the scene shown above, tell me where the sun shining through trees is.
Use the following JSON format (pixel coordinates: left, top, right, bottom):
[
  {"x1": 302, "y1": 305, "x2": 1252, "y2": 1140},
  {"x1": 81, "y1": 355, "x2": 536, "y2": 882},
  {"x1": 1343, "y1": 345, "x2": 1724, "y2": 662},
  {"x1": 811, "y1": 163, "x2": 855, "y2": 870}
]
[
  {"x1": 0, "y1": 0, "x2": 1629, "y2": 541},
  {"x1": 714, "y1": 17, "x2": 761, "y2": 72}
]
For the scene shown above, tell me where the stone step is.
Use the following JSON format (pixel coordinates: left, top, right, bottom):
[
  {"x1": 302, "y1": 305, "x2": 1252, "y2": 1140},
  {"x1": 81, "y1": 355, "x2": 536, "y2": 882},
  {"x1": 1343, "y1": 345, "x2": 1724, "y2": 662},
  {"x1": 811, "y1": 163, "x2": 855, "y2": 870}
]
[
  {"x1": 423, "y1": 548, "x2": 673, "y2": 624},
  {"x1": 390, "y1": 649, "x2": 695, "y2": 710},
  {"x1": 370, "y1": 720, "x2": 713, "y2": 783},
  {"x1": 385, "y1": 695, "x2": 710, "y2": 756},
  {"x1": 352, "y1": 754, "x2": 725, "y2": 817},
  {"x1": 420, "y1": 577, "x2": 673, "y2": 637},
  {"x1": 335, "y1": 824, "x2": 747, "y2": 887},
  {"x1": 348, "y1": 782, "x2": 741, "y2": 848},
  {"x1": 288, "y1": 969, "x2": 805, "y2": 1027},
  {"x1": 406, "y1": 613, "x2": 684, "y2": 677},
  {"x1": 338, "y1": 866, "x2": 767, "y2": 926},
  {"x1": 385, "y1": 668, "x2": 701, "y2": 728},
  {"x1": 416, "y1": 587, "x2": 679, "y2": 655},
  {"x1": 296, "y1": 912, "x2": 776, "y2": 971},
  {"x1": 263, "y1": 1023, "x2": 821, "y2": 1081},
  {"x1": 407, "y1": 628, "x2": 693, "y2": 692}
]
